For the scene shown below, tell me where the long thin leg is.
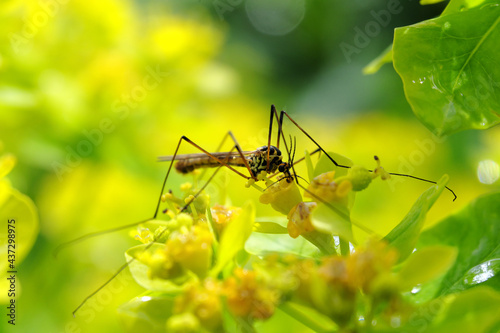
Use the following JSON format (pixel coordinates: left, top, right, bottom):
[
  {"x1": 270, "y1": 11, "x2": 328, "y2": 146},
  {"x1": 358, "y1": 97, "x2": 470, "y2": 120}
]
[
  {"x1": 198, "y1": 131, "x2": 254, "y2": 181},
  {"x1": 227, "y1": 131, "x2": 254, "y2": 179},
  {"x1": 266, "y1": 148, "x2": 322, "y2": 180},
  {"x1": 280, "y1": 111, "x2": 457, "y2": 201},
  {"x1": 280, "y1": 111, "x2": 350, "y2": 169},
  {"x1": 73, "y1": 151, "x2": 232, "y2": 316},
  {"x1": 55, "y1": 136, "x2": 189, "y2": 257},
  {"x1": 56, "y1": 136, "x2": 255, "y2": 257},
  {"x1": 296, "y1": 181, "x2": 378, "y2": 236},
  {"x1": 266, "y1": 105, "x2": 275, "y2": 172},
  {"x1": 180, "y1": 136, "x2": 252, "y2": 180}
]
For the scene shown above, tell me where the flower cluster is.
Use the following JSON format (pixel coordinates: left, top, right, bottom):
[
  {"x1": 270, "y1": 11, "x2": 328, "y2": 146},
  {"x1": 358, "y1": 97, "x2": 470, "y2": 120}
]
[{"x1": 120, "y1": 156, "x2": 443, "y2": 333}]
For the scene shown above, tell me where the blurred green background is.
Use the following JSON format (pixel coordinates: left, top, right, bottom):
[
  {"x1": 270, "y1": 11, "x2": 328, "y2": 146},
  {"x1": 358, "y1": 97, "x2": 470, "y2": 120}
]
[{"x1": 1, "y1": 0, "x2": 499, "y2": 332}]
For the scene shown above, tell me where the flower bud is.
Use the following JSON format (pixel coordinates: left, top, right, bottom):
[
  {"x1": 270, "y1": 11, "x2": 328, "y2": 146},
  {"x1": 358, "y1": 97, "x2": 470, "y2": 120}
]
[{"x1": 259, "y1": 177, "x2": 302, "y2": 215}]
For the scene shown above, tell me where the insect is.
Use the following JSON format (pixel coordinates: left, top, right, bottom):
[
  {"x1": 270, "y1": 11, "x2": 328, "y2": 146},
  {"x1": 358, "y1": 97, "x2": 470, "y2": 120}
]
[{"x1": 58, "y1": 105, "x2": 456, "y2": 316}]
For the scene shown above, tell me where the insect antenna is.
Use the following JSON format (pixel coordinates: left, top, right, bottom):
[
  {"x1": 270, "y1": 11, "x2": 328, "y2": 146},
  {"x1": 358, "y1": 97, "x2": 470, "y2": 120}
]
[
  {"x1": 385, "y1": 169, "x2": 457, "y2": 201},
  {"x1": 278, "y1": 109, "x2": 457, "y2": 201}
]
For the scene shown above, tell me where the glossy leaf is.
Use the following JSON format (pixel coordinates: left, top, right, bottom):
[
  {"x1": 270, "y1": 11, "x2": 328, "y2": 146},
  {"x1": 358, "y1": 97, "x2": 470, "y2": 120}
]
[
  {"x1": 384, "y1": 175, "x2": 448, "y2": 262},
  {"x1": 211, "y1": 201, "x2": 255, "y2": 275},
  {"x1": 363, "y1": 0, "x2": 488, "y2": 76},
  {"x1": 398, "y1": 245, "x2": 458, "y2": 291},
  {"x1": 118, "y1": 293, "x2": 176, "y2": 333},
  {"x1": 253, "y1": 221, "x2": 288, "y2": 234},
  {"x1": 415, "y1": 191, "x2": 500, "y2": 301},
  {"x1": 311, "y1": 203, "x2": 354, "y2": 244},
  {"x1": 245, "y1": 232, "x2": 322, "y2": 258},
  {"x1": 420, "y1": 0, "x2": 446, "y2": 4},
  {"x1": 425, "y1": 287, "x2": 500, "y2": 333},
  {"x1": 441, "y1": 0, "x2": 487, "y2": 16},
  {"x1": 393, "y1": 1, "x2": 500, "y2": 136}
]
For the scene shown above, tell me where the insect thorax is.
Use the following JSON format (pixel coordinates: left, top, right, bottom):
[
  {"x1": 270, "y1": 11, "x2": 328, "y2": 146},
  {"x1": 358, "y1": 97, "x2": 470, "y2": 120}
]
[{"x1": 250, "y1": 145, "x2": 283, "y2": 177}]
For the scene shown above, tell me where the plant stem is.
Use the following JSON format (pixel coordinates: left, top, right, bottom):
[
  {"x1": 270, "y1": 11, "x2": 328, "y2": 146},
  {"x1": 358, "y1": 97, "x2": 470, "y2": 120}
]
[
  {"x1": 340, "y1": 237, "x2": 350, "y2": 256},
  {"x1": 303, "y1": 232, "x2": 338, "y2": 255},
  {"x1": 279, "y1": 302, "x2": 337, "y2": 333}
]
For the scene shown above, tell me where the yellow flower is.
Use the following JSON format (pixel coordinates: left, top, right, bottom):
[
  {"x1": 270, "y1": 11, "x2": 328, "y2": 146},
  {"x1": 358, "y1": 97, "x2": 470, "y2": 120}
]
[
  {"x1": 259, "y1": 177, "x2": 302, "y2": 215},
  {"x1": 137, "y1": 248, "x2": 183, "y2": 280},
  {"x1": 174, "y1": 279, "x2": 223, "y2": 331},
  {"x1": 131, "y1": 227, "x2": 153, "y2": 244},
  {"x1": 286, "y1": 202, "x2": 317, "y2": 238},
  {"x1": 166, "y1": 224, "x2": 213, "y2": 278},
  {"x1": 348, "y1": 239, "x2": 398, "y2": 294},
  {"x1": 224, "y1": 268, "x2": 279, "y2": 321},
  {"x1": 305, "y1": 171, "x2": 352, "y2": 205},
  {"x1": 210, "y1": 204, "x2": 241, "y2": 236}
]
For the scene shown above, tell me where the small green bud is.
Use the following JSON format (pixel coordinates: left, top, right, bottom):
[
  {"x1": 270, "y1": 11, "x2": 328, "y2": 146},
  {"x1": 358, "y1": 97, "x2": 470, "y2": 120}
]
[{"x1": 348, "y1": 165, "x2": 373, "y2": 191}]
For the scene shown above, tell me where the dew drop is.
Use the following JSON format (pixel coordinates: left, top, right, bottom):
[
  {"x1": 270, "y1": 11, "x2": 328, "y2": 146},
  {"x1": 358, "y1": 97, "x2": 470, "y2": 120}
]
[
  {"x1": 411, "y1": 285, "x2": 421, "y2": 294},
  {"x1": 477, "y1": 160, "x2": 500, "y2": 184},
  {"x1": 463, "y1": 260, "x2": 499, "y2": 286}
]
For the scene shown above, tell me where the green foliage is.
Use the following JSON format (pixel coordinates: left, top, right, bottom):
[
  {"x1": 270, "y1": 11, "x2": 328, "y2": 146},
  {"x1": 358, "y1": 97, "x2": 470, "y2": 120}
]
[
  {"x1": 365, "y1": 0, "x2": 500, "y2": 136},
  {"x1": 118, "y1": 293, "x2": 176, "y2": 333},
  {"x1": 211, "y1": 202, "x2": 255, "y2": 276},
  {"x1": 393, "y1": 1, "x2": 500, "y2": 136},
  {"x1": 384, "y1": 175, "x2": 449, "y2": 261},
  {"x1": 425, "y1": 287, "x2": 500, "y2": 333},
  {"x1": 2, "y1": 0, "x2": 499, "y2": 332},
  {"x1": 397, "y1": 245, "x2": 458, "y2": 291},
  {"x1": 415, "y1": 191, "x2": 500, "y2": 300}
]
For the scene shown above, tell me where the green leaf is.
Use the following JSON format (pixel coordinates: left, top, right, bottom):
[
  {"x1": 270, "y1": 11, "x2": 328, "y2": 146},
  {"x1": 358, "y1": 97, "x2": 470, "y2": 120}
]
[
  {"x1": 442, "y1": 0, "x2": 487, "y2": 16},
  {"x1": 211, "y1": 201, "x2": 255, "y2": 275},
  {"x1": 426, "y1": 287, "x2": 500, "y2": 333},
  {"x1": 302, "y1": 231, "x2": 338, "y2": 255},
  {"x1": 279, "y1": 302, "x2": 337, "y2": 333},
  {"x1": 311, "y1": 203, "x2": 355, "y2": 244},
  {"x1": 313, "y1": 152, "x2": 353, "y2": 178},
  {"x1": 398, "y1": 245, "x2": 458, "y2": 291},
  {"x1": 420, "y1": 0, "x2": 446, "y2": 4},
  {"x1": 393, "y1": 2, "x2": 500, "y2": 136},
  {"x1": 253, "y1": 221, "x2": 288, "y2": 234},
  {"x1": 304, "y1": 150, "x2": 315, "y2": 183},
  {"x1": 363, "y1": 44, "x2": 393, "y2": 75},
  {"x1": 363, "y1": 0, "x2": 488, "y2": 76},
  {"x1": 245, "y1": 232, "x2": 322, "y2": 258},
  {"x1": 118, "y1": 293, "x2": 176, "y2": 333},
  {"x1": 384, "y1": 175, "x2": 448, "y2": 262},
  {"x1": 414, "y1": 191, "x2": 500, "y2": 301},
  {"x1": 125, "y1": 244, "x2": 191, "y2": 292}
]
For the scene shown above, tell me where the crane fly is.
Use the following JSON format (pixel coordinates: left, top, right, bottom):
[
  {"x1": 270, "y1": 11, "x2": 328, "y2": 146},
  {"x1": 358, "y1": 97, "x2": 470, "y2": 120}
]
[
  {"x1": 158, "y1": 146, "x2": 286, "y2": 179},
  {"x1": 58, "y1": 104, "x2": 457, "y2": 317}
]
